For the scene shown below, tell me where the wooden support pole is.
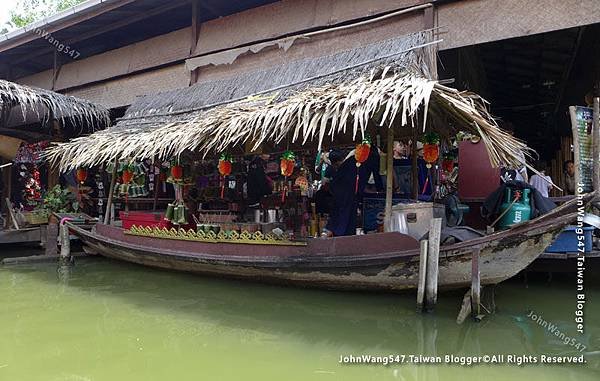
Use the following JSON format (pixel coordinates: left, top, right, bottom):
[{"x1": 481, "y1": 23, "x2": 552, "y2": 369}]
[
  {"x1": 384, "y1": 127, "x2": 394, "y2": 232},
  {"x1": 411, "y1": 129, "x2": 419, "y2": 200},
  {"x1": 153, "y1": 158, "x2": 160, "y2": 212},
  {"x1": 470, "y1": 247, "x2": 481, "y2": 318},
  {"x1": 59, "y1": 222, "x2": 71, "y2": 263},
  {"x1": 569, "y1": 106, "x2": 582, "y2": 191},
  {"x1": 103, "y1": 158, "x2": 118, "y2": 225},
  {"x1": 425, "y1": 217, "x2": 442, "y2": 311},
  {"x1": 416, "y1": 239, "x2": 428, "y2": 312},
  {"x1": 593, "y1": 97, "x2": 600, "y2": 192}
]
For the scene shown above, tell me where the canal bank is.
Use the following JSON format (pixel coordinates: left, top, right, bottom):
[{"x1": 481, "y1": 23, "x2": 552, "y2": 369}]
[{"x1": 0, "y1": 257, "x2": 598, "y2": 380}]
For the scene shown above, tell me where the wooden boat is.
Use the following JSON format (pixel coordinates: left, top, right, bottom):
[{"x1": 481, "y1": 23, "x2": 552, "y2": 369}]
[{"x1": 67, "y1": 193, "x2": 595, "y2": 292}]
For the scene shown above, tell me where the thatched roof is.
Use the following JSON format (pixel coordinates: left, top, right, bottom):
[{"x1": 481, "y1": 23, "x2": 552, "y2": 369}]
[
  {"x1": 0, "y1": 79, "x2": 110, "y2": 130},
  {"x1": 46, "y1": 30, "x2": 531, "y2": 171}
]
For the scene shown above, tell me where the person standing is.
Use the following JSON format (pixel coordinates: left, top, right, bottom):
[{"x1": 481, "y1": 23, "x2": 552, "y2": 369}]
[
  {"x1": 563, "y1": 160, "x2": 576, "y2": 195},
  {"x1": 529, "y1": 165, "x2": 552, "y2": 198}
]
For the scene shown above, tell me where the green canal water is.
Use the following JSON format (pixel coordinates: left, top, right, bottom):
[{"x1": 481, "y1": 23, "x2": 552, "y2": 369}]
[{"x1": 0, "y1": 254, "x2": 598, "y2": 381}]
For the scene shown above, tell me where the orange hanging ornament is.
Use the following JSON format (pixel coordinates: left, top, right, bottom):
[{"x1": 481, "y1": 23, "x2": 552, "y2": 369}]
[
  {"x1": 218, "y1": 153, "x2": 233, "y2": 198},
  {"x1": 422, "y1": 132, "x2": 440, "y2": 169},
  {"x1": 354, "y1": 136, "x2": 371, "y2": 193}
]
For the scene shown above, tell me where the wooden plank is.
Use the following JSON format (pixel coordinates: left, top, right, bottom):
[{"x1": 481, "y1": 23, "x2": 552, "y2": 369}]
[
  {"x1": 416, "y1": 239, "x2": 428, "y2": 312},
  {"x1": 425, "y1": 217, "x2": 442, "y2": 311},
  {"x1": 471, "y1": 247, "x2": 481, "y2": 318},
  {"x1": 45, "y1": 222, "x2": 59, "y2": 256},
  {"x1": 456, "y1": 290, "x2": 471, "y2": 324},
  {"x1": 5, "y1": 197, "x2": 19, "y2": 230},
  {"x1": 383, "y1": 126, "x2": 394, "y2": 232}
]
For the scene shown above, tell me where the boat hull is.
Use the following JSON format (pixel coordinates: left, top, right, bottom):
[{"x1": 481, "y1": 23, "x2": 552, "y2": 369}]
[{"x1": 69, "y1": 199, "x2": 584, "y2": 292}]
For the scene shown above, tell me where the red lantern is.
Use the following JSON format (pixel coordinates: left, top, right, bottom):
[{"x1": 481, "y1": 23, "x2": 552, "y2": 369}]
[
  {"x1": 171, "y1": 165, "x2": 183, "y2": 180},
  {"x1": 122, "y1": 170, "x2": 134, "y2": 184},
  {"x1": 75, "y1": 168, "x2": 88, "y2": 184},
  {"x1": 218, "y1": 153, "x2": 233, "y2": 198},
  {"x1": 354, "y1": 137, "x2": 372, "y2": 193}
]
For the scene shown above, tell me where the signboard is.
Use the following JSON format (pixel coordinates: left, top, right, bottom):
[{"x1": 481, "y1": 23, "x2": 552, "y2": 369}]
[{"x1": 569, "y1": 106, "x2": 594, "y2": 193}]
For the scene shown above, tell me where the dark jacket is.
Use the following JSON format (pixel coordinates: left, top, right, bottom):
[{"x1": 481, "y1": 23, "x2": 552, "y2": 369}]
[{"x1": 247, "y1": 157, "x2": 272, "y2": 205}]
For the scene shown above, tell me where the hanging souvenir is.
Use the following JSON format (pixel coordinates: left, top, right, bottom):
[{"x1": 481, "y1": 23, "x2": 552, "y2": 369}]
[
  {"x1": 218, "y1": 153, "x2": 233, "y2": 198},
  {"x1": 354, "y1": 136, "x2": 371, "y2": 193},
  {"x1": 422, "y1": 132, "x2": 440, "y2": 169},
  {"x1": 280, "y1": 151, "x2": 295, "y2": 203}
]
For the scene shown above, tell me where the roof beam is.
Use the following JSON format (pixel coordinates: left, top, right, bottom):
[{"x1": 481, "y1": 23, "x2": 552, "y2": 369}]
[
  {"x1": 0, "y1": 0, "x2": 138, "y2": 53},
  {"x1": 10, "y1": 1, "x2": 189, "y2": 66}
]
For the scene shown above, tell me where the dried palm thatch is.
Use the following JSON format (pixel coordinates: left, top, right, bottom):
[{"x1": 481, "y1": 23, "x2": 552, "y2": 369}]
[
  {"x1": 0, "y1": 79, "x2": 110, "y2": 130},
  {"x1": 46, "y1": 30, "x2": 531, "y2": 171}
]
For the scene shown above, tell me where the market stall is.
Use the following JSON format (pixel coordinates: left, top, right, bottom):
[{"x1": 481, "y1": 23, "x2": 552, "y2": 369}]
[{"x1": 0, "y1": 79, "x2": 109, "y2": 242}]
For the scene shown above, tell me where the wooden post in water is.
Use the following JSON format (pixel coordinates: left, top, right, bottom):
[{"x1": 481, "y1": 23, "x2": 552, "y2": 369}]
[
  {"x1": 425, "y1": 218, "x2": 442, "y2": 311},
  {"x1": 104, "y1": 158, "x2": 118, "y2": 225},
  {"x1": 416, "y1": 240, "x2": 428, "y2": 311},
  {"x1": 384, "y1": 127, "x2": 394, "y2": 232},
  {"x1": 59, "y1": 222, "x2": 71, "y2": 264},
  {"x1": 471, "y1": 247, "x2": 481, "y2": 318}
]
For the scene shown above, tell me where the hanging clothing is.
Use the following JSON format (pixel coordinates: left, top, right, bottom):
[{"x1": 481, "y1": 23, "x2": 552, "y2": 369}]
[
  {"x1": 325, "y1": 149, "x2": 383, "y2": 236},
  {"x1": 247, "y1": 156, "x2": 272, "y2": 206}
]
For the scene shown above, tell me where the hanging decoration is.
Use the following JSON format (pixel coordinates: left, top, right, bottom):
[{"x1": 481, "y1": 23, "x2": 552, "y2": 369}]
[
  {"x1": 23, "y1": 165, "x2": 42, "y2": 208},
  {"x1": 354, "y1": 136, "x2": 371, "y2": 193},
  {"x1": 14, "y1": 141, "x2": 49, "y2": 164},
  {"x1": 170, "y1": 159, "x2": 184, "y2": 181},
  {"x1": 218, "y1": 153, "x2": 233, "y2": 199},
  {"x1": 422, "y1": 132, "x2": 440, "y2": 169},
  {"x1": 76, "y1": 168, "x2": 88, "y2": 185},
  {"x1": 280, "y1": 150, "x2": 295, "y2": 203},
  {"x1": 442, "y1": 153, "x2": 455, "y2": 172}
]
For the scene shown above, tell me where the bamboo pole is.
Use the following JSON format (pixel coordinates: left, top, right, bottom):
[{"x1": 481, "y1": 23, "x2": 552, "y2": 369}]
[
  {"x1": 384, "y1": 127, "x2": 394, "y2": 232},
  {"x1": 103, "y1": 158, "x2": 118, "y2": 225}
]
